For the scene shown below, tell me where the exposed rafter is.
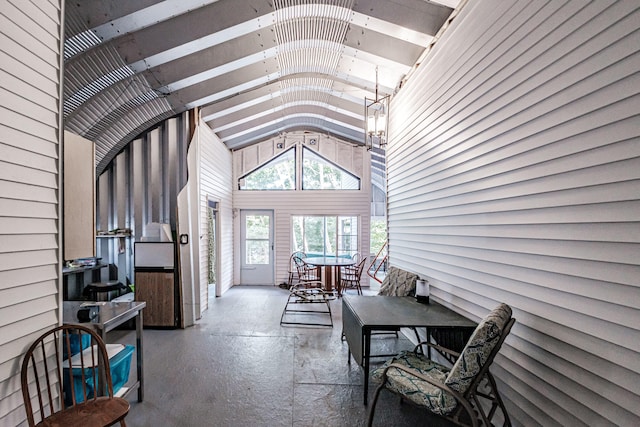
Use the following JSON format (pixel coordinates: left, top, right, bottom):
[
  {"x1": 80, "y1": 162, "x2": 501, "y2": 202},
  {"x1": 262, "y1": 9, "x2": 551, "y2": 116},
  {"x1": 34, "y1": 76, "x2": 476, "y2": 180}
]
[{"x1": 63, "y1": 0, "x2": 457, "y2": 172}]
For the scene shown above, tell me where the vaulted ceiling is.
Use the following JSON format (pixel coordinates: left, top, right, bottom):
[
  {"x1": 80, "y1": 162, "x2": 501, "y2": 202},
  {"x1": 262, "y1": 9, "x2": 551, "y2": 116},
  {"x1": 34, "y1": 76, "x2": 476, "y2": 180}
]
[{"x1": 63, "y1": 0, "x2": 460, "y2": 173}]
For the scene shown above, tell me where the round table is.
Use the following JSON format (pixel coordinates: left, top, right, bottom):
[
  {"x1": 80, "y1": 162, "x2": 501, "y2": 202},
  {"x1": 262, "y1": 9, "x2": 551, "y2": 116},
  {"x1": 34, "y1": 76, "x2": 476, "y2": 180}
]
[{"x1": 302, "y1": 257, "x2": 356, "y2": 294}]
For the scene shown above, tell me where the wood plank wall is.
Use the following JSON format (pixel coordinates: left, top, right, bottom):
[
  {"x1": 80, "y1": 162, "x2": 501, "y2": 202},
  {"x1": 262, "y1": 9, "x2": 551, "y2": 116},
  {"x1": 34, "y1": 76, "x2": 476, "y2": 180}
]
[
  {"x1": 386, "y1": 1, "x2": 640, "y2": 426},
  {"x1": 0, "y1": 0, "x2": 63, "y2": 424}
]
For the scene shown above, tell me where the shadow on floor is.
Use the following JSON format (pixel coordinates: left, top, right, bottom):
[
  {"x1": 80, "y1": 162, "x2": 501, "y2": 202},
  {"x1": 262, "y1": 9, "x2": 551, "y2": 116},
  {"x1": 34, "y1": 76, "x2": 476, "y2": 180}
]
[{"x1": 113, "y1": 285, "x2": 455, "y2": 427}]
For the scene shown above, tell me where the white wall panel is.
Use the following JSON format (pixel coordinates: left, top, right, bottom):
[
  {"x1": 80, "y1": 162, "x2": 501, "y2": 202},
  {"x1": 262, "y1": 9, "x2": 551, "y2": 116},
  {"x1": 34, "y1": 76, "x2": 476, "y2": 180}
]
[
  {"x1": 198, "y1": 119, "x2": 233, "y2": 310},
  {"x1": 387, "y1": 1, "x2": 640, "y2": 426},
  {"x1": 0, "y1": 0, "x2": 63, "y2": 425},
  {"x1": 233, "y1": 133, "x2": 371, "y2": 286}
]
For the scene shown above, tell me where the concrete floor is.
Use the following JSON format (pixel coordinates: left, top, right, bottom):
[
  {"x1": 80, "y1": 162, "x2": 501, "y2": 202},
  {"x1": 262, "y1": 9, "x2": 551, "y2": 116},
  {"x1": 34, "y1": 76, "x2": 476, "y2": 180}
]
[{"x1": 112, "y1": 285, "x2": 455, "y2": 427}]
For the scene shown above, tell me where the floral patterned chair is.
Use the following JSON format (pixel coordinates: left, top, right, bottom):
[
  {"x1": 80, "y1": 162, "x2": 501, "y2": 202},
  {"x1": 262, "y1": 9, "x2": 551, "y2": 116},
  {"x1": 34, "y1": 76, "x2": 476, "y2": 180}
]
[
  {"x1": 377, "y1": 266, "x2": 418, "y2": 296},
  {"x1": 369, "y1": 266, "x2": 421, "y2": 345},
  {"x1": 367, "y1": 303, "x2": 515, "y2": 427}
]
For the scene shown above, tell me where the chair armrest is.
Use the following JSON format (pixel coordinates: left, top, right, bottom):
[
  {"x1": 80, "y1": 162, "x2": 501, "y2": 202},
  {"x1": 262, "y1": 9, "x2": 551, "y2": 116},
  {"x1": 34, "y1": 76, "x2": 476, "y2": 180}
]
[
  {"x1": 412, "y1": 341, "x2": 461, "y2": 359},
  {"x1": 382, "y1": 362, "x2": 478, "y2": 427}
]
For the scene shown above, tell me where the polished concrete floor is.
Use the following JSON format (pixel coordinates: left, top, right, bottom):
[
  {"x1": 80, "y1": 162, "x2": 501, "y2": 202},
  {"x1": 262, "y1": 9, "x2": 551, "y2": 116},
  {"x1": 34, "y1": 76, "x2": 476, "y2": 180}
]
[{"x1": 113, "y1": 285, "x2": 455, "y2": 427}]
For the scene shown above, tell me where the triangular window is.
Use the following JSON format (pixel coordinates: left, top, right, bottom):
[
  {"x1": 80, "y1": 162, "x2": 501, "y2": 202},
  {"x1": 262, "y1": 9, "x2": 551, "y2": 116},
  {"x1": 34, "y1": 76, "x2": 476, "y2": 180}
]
[
  {"x1": 238, "y1": 147, "x2": 295, "y2": 190},
  {"x1": 302, "y1": 147, "x2": 360, "y2": 190}
]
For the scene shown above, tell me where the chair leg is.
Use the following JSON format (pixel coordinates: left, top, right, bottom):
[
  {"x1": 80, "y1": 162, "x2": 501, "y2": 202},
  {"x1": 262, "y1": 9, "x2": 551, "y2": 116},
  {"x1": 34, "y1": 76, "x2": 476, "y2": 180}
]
[
  {"x1": 367, "y1": 382, "x2": 386, "y2": 427},
  {"x1": 486, "y1": 371, "x2": 512, "y2": 427},
  {"x1": 120, "y1": 420, "x2": 127, "y2": 427}
]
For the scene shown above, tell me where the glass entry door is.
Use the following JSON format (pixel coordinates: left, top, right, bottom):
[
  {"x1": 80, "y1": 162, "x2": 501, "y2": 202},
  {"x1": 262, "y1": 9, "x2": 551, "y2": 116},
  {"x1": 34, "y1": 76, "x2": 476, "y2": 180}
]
[{"x1": 240, "y1": 210, "x2": 274, "y2": 285}]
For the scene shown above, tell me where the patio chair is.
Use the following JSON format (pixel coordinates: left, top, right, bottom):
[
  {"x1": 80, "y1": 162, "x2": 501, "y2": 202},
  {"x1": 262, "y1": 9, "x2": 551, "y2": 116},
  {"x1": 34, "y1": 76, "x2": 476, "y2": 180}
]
[
  {"x1": 293, "y1": 255, "x2": 321, "y2": 284},
  {"x1": 367, "y1": 303, "x2": 515, "y2": 427},
  {"x1": 340, "y1": 257, "x2": 367, "y2": 295},
  {"x1": 373, "y1": 266, "x2": 421, "y2": 343},
  {"x1": 287, "y1": 251, "x2": 306, "y2": 287},
  {"x1": 340, "y1": 253, "x2": 362, "y2": 280},
  {"x1": 377, "y1": 266, "x2": 418, "y2": 297},
  {"x1": 280, "y1": 280, "x2": 333, "y2": 327},
  {"x1": 21, "y1": 324, "x2": 130, "y2": 427}
]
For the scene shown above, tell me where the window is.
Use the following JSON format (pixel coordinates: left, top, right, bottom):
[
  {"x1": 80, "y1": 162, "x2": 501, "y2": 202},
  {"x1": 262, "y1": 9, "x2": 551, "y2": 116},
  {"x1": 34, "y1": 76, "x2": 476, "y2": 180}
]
[
  {"x1": 238, "y1": 147, "x2": 295, "y2": 190},
  {"x1": 244, "y1": 214, "x2": 270, "y2": 264},
  {"x1": 292, "y1": 215, "x2": 358, "y2": 258},
  {"x1": 302, "y1": 148, "x2": 360, "y2": 190},
  {"x1": 238, "y1": 145, "x2": 361, "y2": 191}
]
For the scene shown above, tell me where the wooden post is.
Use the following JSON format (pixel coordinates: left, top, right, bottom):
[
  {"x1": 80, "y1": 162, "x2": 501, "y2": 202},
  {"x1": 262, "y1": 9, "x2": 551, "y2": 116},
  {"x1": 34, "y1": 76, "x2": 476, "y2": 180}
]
[{"x1": 188, "y1": 107, "x2": 199, "y2": 144}]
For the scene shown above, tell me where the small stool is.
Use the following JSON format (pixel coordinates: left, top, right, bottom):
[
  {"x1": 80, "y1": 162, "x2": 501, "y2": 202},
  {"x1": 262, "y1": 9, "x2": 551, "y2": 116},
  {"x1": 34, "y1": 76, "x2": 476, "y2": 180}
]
[{"x1": 84, "y1": 281, "x2": 127, "y2": 301}]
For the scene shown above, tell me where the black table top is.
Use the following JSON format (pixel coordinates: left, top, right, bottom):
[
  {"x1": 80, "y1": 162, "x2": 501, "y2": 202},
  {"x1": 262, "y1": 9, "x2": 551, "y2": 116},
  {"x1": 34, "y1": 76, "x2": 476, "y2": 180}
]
[{"x1": 342, "y1": 295, "x2": 477, "y2": 330}]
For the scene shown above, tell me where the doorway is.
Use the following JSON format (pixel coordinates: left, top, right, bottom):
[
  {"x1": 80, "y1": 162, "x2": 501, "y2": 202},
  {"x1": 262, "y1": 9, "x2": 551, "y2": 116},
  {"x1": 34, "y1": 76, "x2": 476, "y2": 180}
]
[
  {"x1": 240, "y1": 210, "x2": 274, "y2": 285},
  {"x1": 207, "y1": 198, "x2": 219, "y2": 297}
]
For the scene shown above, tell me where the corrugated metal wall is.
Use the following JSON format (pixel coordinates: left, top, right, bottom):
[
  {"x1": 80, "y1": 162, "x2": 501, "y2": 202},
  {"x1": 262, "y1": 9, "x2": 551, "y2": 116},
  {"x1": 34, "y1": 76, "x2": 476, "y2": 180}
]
[
  {"x1": 233, "y1": 133, "x2": 371, "y2": 286},
  {"x1": 198, "y1": 118, "x2": 234, "y2": 309},
  {"x1": 96, "y1": 114, "x2": 188, "y2": 288},
  {"x1": 97, "y1": 114, "x2": 235, "y2": 317},
  {"x1": 386, "y1": 1, "x2": 640, "y2": 426},
  {"x1": 0, "y1": 0, "x2": 63, "y2": 424}
]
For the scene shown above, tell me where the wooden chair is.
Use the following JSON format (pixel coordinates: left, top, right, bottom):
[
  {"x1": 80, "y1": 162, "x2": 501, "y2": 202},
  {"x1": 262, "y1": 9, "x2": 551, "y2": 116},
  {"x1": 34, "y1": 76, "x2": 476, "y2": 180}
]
[
  {"x1": 21, "y1": 324, "x2": 130, "y2": 427},
  {"x1": 367, "y1": 303, "x2": 515, "y2": 427}
]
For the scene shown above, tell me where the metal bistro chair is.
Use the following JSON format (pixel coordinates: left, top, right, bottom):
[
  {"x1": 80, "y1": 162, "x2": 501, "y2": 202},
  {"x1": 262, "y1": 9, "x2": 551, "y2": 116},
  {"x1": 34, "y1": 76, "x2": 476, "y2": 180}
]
[
  {"x1": 21, "y1": 324, "x2": 130, "y2": 427},
  {"x1": 287, "y1": 251, "x2": 306, "y2": 287},
  {"x1": 368, "y1": 303, "x2": 515, "y2": 427},
  {"x1": 339, "y1": 253, "x2": 362, "y2": 282},
  {"x1": 293, "y1": 255, "x2": 321, "y2": 285},
  {"x1": 340, "y1": 257, "x2": 367, "y2": 295}
]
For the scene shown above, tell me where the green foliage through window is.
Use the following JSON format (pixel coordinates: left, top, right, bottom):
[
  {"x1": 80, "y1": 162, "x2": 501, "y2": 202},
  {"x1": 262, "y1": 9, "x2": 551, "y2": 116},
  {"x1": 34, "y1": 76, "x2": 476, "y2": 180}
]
[
  {"x1": 239, "y1": 148, "x2": 295, "y2": 190},
  {"x1": 293, "y1": 215, "x2": 358, "y2": 258},
  {"x1": 302, "y1": 148, "x2": 360, "y2": 190},
  {"x1": 238, "y1": 145, "x2": 360, "y2": 191}
]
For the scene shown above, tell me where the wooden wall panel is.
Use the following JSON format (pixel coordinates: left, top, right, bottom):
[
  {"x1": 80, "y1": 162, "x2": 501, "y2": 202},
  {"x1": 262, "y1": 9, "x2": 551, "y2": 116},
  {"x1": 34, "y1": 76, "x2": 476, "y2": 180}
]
[
  {"x1": 386, "y1": 1, "x2": 640, "y2": 426},
  {"x1": 63, "y1": 131, "x2": 95, "y2": 260}
]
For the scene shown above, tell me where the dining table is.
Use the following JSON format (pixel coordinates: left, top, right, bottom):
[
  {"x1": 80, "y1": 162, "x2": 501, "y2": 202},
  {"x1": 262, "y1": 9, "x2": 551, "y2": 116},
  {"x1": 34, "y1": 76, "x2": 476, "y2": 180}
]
[{"x1": 302, "y1": 256, "x2": 356, "y2": 294}]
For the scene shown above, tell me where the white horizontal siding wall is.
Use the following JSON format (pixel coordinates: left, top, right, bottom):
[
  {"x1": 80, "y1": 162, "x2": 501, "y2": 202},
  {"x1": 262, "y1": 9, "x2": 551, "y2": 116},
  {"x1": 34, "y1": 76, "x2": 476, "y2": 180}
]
[
  {"x1": 387, "y1": 1, "x2": 639, "y2": 426},
  {"x1": 0, "y1": 0, "x2": 63, "y2": 425},
  {"x1": 198, "y1": 119, "x2": 233, "y2": 309},
  {"x1": 233, "y1": 134, "x2": 370, "y2": 286}
]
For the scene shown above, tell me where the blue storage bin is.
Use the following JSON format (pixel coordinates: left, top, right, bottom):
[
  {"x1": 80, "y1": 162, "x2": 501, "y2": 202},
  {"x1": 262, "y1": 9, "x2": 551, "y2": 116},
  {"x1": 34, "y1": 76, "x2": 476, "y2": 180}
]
[
  {"x1": 63, "y1": 344, "x2": 134, "y2": 405},
  {"x1": 63, "y1": 333, "x2": 91, "y2": 360}
]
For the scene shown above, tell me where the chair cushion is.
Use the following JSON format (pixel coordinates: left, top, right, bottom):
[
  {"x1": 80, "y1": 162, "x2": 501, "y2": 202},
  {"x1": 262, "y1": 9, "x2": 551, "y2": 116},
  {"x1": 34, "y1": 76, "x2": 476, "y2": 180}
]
[
  {"x1": 378, "y1": 267, "x2": 418, "y2": 296},
  {"x1": 445, "y1": 303, "x2": 512, "y2": 395},
  {"x1": 372, "y1": 351, "x2": 457, "y2": 415}
]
